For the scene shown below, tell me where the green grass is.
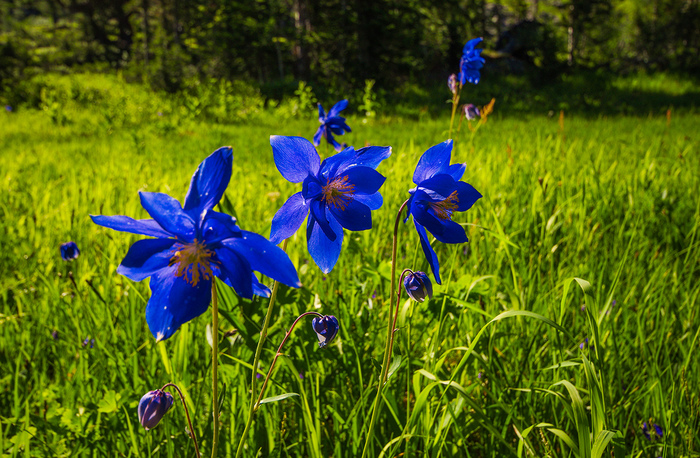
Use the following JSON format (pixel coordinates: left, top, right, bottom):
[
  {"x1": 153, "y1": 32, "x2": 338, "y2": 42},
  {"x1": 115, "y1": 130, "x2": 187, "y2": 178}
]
[{"x1": 1, "y1": 74, "x2": 699, "y2": 457}]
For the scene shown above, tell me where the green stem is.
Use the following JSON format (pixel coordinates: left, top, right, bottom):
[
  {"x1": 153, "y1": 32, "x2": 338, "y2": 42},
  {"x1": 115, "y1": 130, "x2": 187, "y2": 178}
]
[
  {"x1": 361, "y1": 200, "x2": 409, "y2": 458},
  {"x1": 448, "y1": 85, "x2": 462, "y2": 139},
  {"x1": 254, "y1": 311, "x2": 323, "y2": 410},
  {"x1": 235, "y1": 239, "x2": 288, "y2": 458},
  {"x1": 211, "y1": 281, "x2": 220, "y2": 458},
  {"x1": 162, "y1": 383, "x2": 201, "y2": 458}
]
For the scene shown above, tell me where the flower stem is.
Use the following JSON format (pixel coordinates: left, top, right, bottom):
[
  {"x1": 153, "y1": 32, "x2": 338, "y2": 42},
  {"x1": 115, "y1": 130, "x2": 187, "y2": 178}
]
[
  {"x1": 162, "y1": 383, "x2": 201, "y2": 458},
  {"x1": 254, "y1": 311, "x2": 323, "y2": 410},
  {"x1": 448, "y1": 85, "x2": 462, "y2": 139},
  {"x1": 235, "y1": 239, "x2": 288, "y2": 458},
  {"x1": 211, "y1": 280, "x2": 220, "y2": 458},
  {"x1": 361, "y1": 199, "x2": 409, "y2": 458}
]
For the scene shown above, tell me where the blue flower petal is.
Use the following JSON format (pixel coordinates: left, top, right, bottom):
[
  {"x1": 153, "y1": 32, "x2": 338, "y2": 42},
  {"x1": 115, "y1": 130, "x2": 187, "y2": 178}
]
[
  {"x1": 317, "y1": 103, "x2": 326, "y2": 121},
  {"x1": 313, "y1": 127, "x2": 323, "y2": 147},
  {"x1": 447, "y1": 163, "x2": 466, "y2": 181},
  {"x1": 413, "y1": 140, "x2": 453, "y2": 184},
  {"x1": 328, "y1": 132, "x2": 342, "y2": 152},
  {"x1": 145, "y1": 265, "x2": 212, "y2": 341},
  {"x1": 310, "y1": 199, "x2": 336, "y2": 241},
  {"x1": 307, "y1": 212, "x2": 343, "y2": 274},
  {"x1": 328, "y1": 199, "x2": 372, "y2": 231},
  {"x1": 415, "y1": 175, "x2": 458, "y2": 201},
  {"x1": 183, "y1": 146, "x2": 232, "y2": 219},
  {"x1": 271, "y1": 135, "x2": 320, "y2": 183},
  {"x1": 462, "y1": 37, "x2": 483, "y2": 54},
  {"x1": 214, "y1": 246, "x2": 254, "y2": 299},
  {"x1": 90, "y1": 215, "x2": 173, "y2": 238},
  {"x1": 221, "y1": 231, "x2": 301, "y2": 288},
  {"x1": 327, "y1": 99, "x2": 348, "y2": 118},
  {"x1": 354, "y1": 192, "x2": 383, "y2": 210},
  {"x1": 412, "y1": 201, "x2": 468, "y2": 244},
  {"x1": 343, "y1": 166, "x2": 386, "y2": 195},
  {"x1": 252, "y1": 274, "x2": 271, "y2": 297},
  {"x1": 201, "y1": 210, "x2": 242, "y2": 245},
  {"x1": 139, "y1": 192, "x2": 195, "y2": 241},
  {"x1": 302, "y1": 175, "x2": 323, "y2": 201},
  {"x1": 414, "y1": 220, "x2": 441, "y2": 284},
  {"x1": 117, "y1": 238, "x2": 177, "y2": 282},
  {"x1": 270, "y1": 192, "x2": 308, "y2": 244},
  {"x1": 322, "y1": 145, "x2": 392, "y2": 177},
  {"x1": 455, "y1": 181, "x2": 482, "y2": 211}
]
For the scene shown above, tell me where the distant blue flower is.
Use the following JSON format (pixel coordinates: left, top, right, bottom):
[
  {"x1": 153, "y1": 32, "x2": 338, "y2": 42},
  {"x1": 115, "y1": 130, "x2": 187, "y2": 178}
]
[
  {"x1": 270, "y1": 136, "x2": 391, "y2": 273},
  {"x1": 312, "y1": 315, "x2": 339, "y2": 348},
  {"x1": 138, "y1": 390, "x2": 174, "y2": 430},
  {"x1": 5, "y1": 105, "x2": 12, "y2": 112},
  {"x1": 82, "y1": 337, "x2": 95, "y2": 348},
  {"x1": 60, "y1": 241, "x2": 80, "y2": 261},
  {"x1": 459, "y1": 38, "x2": 485, "y2": 85},
  {"x1": 448, "y1": 74, "x2": 458, "y2": 95},
  {"x1": 51, "y1": 330, "x2": 59, "y2": 340},
  {"x1": 405, "y1": 140, "x2": 481, "y2": 284},
  {"x1": 642, "y1": 422, "x2": 663, "y2": 440},
  {"x1": 463, "y1": 104, "x2": 481, "y2": 120},
  {"x1": 403, "y1": 271, "x2": 433, "y2": 302},
  {"x1": 314, "y1": 100, "x2": 351, "y2": 152},
  {"x1": 91, "y1": 147, "x2": 301, "y2": 341}
]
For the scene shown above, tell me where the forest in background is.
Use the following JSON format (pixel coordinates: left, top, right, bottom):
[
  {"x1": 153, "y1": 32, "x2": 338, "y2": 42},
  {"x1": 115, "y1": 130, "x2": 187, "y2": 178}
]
[{"x1": 1, "y1": 0, "x2": 699, "y2": 102}]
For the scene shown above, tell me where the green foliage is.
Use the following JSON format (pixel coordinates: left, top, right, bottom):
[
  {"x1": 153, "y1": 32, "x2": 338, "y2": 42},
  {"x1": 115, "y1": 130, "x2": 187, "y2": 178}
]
[{"x1": 0, "y1": 75, "x2": 699, "y2": 456}]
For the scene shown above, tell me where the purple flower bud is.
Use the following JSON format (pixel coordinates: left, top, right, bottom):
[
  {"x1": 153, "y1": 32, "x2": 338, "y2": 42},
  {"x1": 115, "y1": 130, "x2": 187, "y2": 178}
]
[
  {"x1": 60, "y1": 241, "x2": 80, "y2": 261},
  {"x1": 311, "y1": 315, "x2": 339, "y2": 348},
  {"x1": 403, "y1": 271, "x2": 433, "y2": 303},
  {"x1": 52, "y1": 330, "x2": 59, "y2": 340},
  {"x1": 138, "y1": 390, "x2": 174, "y2": 430},
  {"x1": 463, "y1": 104, "x2": 481, "y2": 121},
  {"x1": 447, "y1": 74, "x2": 458, "y2": 95}
]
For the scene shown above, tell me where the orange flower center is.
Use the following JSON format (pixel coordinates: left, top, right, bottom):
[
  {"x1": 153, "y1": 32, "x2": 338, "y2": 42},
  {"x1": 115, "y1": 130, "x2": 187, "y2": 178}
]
[
  {"x1": 169, "y1": 240, "x2": 216, "y2": 286},
  {"x1": 429, "y1": 191, "x2": 459, "y2": 221},
  {"x1": 322, "y1": 176, "x2": 355, "y2": 211}
]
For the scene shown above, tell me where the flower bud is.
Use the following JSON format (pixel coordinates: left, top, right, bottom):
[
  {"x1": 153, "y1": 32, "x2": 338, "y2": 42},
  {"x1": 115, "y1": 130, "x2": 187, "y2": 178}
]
[
  {"x1": 447, "y1": 74, "x2": 458, "y2": 95},
  {"x1": 463, "y1": 104, "x2": 481, "y2": 121},
  {"x1": 60, "y1": 241, "x2": 80, "y2": 261},
  {"x1": 311, "y1": 315, "x2": 339, "y2": 348},
  {"x1": 138, "y1": 389, "x2": 174, "y2": 430},
  {"x1": 403, "y1": 271, "x2": 433, "y2": 302}
]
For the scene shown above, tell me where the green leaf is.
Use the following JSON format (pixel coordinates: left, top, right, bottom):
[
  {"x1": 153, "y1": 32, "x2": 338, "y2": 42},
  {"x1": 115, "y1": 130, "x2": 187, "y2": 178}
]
[
  {"x1": 97, "y1": 389, "x2": 120, "y2": 413},
  {"x1": 258, "y1": 392, "x2": 300, "y2": 405}
]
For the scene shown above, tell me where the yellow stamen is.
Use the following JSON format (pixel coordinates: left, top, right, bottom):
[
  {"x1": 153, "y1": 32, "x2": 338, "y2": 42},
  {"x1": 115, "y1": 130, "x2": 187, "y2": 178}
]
[
  {"x1": 169, "y1": 240, "x2": 216, "y2": 286},
  {"x1": 322, "y1": 176, "x2": 355, "y2": 211},
  {"x1": 430, "y1": 191, "x2": 459, "y2": 221}
]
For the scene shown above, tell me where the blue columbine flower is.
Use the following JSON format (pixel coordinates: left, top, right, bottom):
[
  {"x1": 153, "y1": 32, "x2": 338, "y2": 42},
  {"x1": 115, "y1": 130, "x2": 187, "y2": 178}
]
[
  {"x1": 91, "y1": 147, "x2": 301, "y2": 341},
  {"x1": 313, "y1": 100, "x2": 351, "y2": 152},
  {"x1": 459, "y1": 38, "x2": 485, "y2": 85},
  {"x1": 405, "y1": 140, "x2": 481, "y2": 284},
  {"x1": 269, "y1": 136, "x2": 391, "y2": 273},
  {"x1": 403, "y1": 271, "x2": 433, "y2": 302},
  {"x1": 311, "y1": 315, "x2": 339, "y2": 348},
  {"x1": 60, "y1": 241, "x2": 80, "y2": 261},
  {"x1": 138, "y1": 390, "x2": 174, "y2": 430}
]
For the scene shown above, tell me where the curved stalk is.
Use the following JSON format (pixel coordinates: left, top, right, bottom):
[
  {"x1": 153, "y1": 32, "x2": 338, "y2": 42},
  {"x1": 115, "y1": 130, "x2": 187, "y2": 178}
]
[{"x1": 162, "y1": 383, "x2": 201, "y2": 458}]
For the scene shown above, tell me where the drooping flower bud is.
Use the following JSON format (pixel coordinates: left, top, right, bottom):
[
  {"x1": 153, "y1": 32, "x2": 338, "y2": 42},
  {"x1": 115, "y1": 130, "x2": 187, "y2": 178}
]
[
  {"x1": 463, "y1": 104, "x2": 481, "y2": 121},
  {"x1": 60, "y1": 241, "x2": 80, "y2": 261},
  {"x1": 311, "y1": 315, "x2": 339, "y2": 348},
  {"x1": 403, "y1": 271, "x2": 433, "y2": 302},
  {"x1": 447, "y1": 74, "x2": 458, "y2": 95},
  {"x1": 138, "y1": 389, "x2": 174, "y2": 430}
]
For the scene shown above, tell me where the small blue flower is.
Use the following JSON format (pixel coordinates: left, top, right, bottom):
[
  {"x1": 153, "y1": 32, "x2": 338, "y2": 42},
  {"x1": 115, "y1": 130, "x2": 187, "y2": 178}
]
[
  {"x1": 82, "y1": 337, "x2": 95, "y2": 348},
  {"x1": 403, "y1": 271, "x2": 433, "y2": 302},
  {"x1": 447, "y1": 74, "x2": 458, "y2": 95},
  {"x1": 405, "y1": 140, "x2": 481, "y2": 284},
  {"x1": 91, "y1": 147, "x2": 301, "y2": 341},
  {"x1": 138, "y1": 390, "x2": 174, "y2": 430},
  {"x1": 311, "y1": 315, "x2": 339, "y2": 348},
  {"x1": 459, "y1": 38, "x2": 485, "y2": 85},
  {"x1": 5, "y1": 105, "x2": 12, "y2": 112},
  {"x1": 463, "y1": 104, "x2": 481, "y2": 121},
  {"x1": 642, "y1": 422, "x2": 663, "y2": 440},
  {"x1": 314, "y1": 100, "x2": 351, "y2": 152},
  {"x1": 60, "y1": 241, "x2": 80, "y2": 261},
  {"x1": 270, "y1": 136, "x2": 391, "y2": 273}
]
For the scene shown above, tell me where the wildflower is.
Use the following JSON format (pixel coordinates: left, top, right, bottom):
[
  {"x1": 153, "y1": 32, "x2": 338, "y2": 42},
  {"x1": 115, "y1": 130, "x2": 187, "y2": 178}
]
[
  {"x1": 579, "y1": 337, "x2": 588, "y2": 350},
  {"x1": 91, "y1": 147, "x2": 301, "y2": 341},
  {"x1": 138, "y1": 390, "x2": 174, "y2": 430},
  {"x1": 60, "y1": 241, "x2": 80, "y2": 261},
  {"x1": 314, "y1": 100, "x2": 351, "y2": 152},
  {"x1": 447, "y1": 74, "x2": 458, "y2": 95},
  {"x1": 403, "y1": 271, "x2": 433, "y2": 302},
  {"x1": 82, "y1": 337, "x2": 95, "y2": 348},
  {"x1": 463, "y1": 104, "x2": 481, "y2": 121},
  {"x1": 459, "y1": 38, "x2": 485, "y2": 85},
  {"x1": 270, "y1": 136, "x2": 391, "y2": 273},
  {"x1": 642, "y1": 422, "x2": 663, "y2": 440},
  {"x1": 5, "y1": 105, "x2": 11, "y2": 112},
  {"x1": 405, "y1": 140, "x2": 481, "y2": 283},
  {"x1": 51, "y1": 330, "x2": 59, "y2": 340},
  {"x1": 311, "y1": 315, "x2": 339, "y2": 348}
]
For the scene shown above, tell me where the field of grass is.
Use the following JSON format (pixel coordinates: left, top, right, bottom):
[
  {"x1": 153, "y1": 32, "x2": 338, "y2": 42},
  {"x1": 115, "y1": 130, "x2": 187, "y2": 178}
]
[{"x1": 1, "y1": 73, "x2": 699, "y2": 457}]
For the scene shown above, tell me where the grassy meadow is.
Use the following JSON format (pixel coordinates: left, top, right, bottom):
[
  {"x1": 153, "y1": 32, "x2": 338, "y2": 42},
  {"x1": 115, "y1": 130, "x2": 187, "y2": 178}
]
[{"x1": 1, "y1": 73, "x2": 699, "y2": 457}]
